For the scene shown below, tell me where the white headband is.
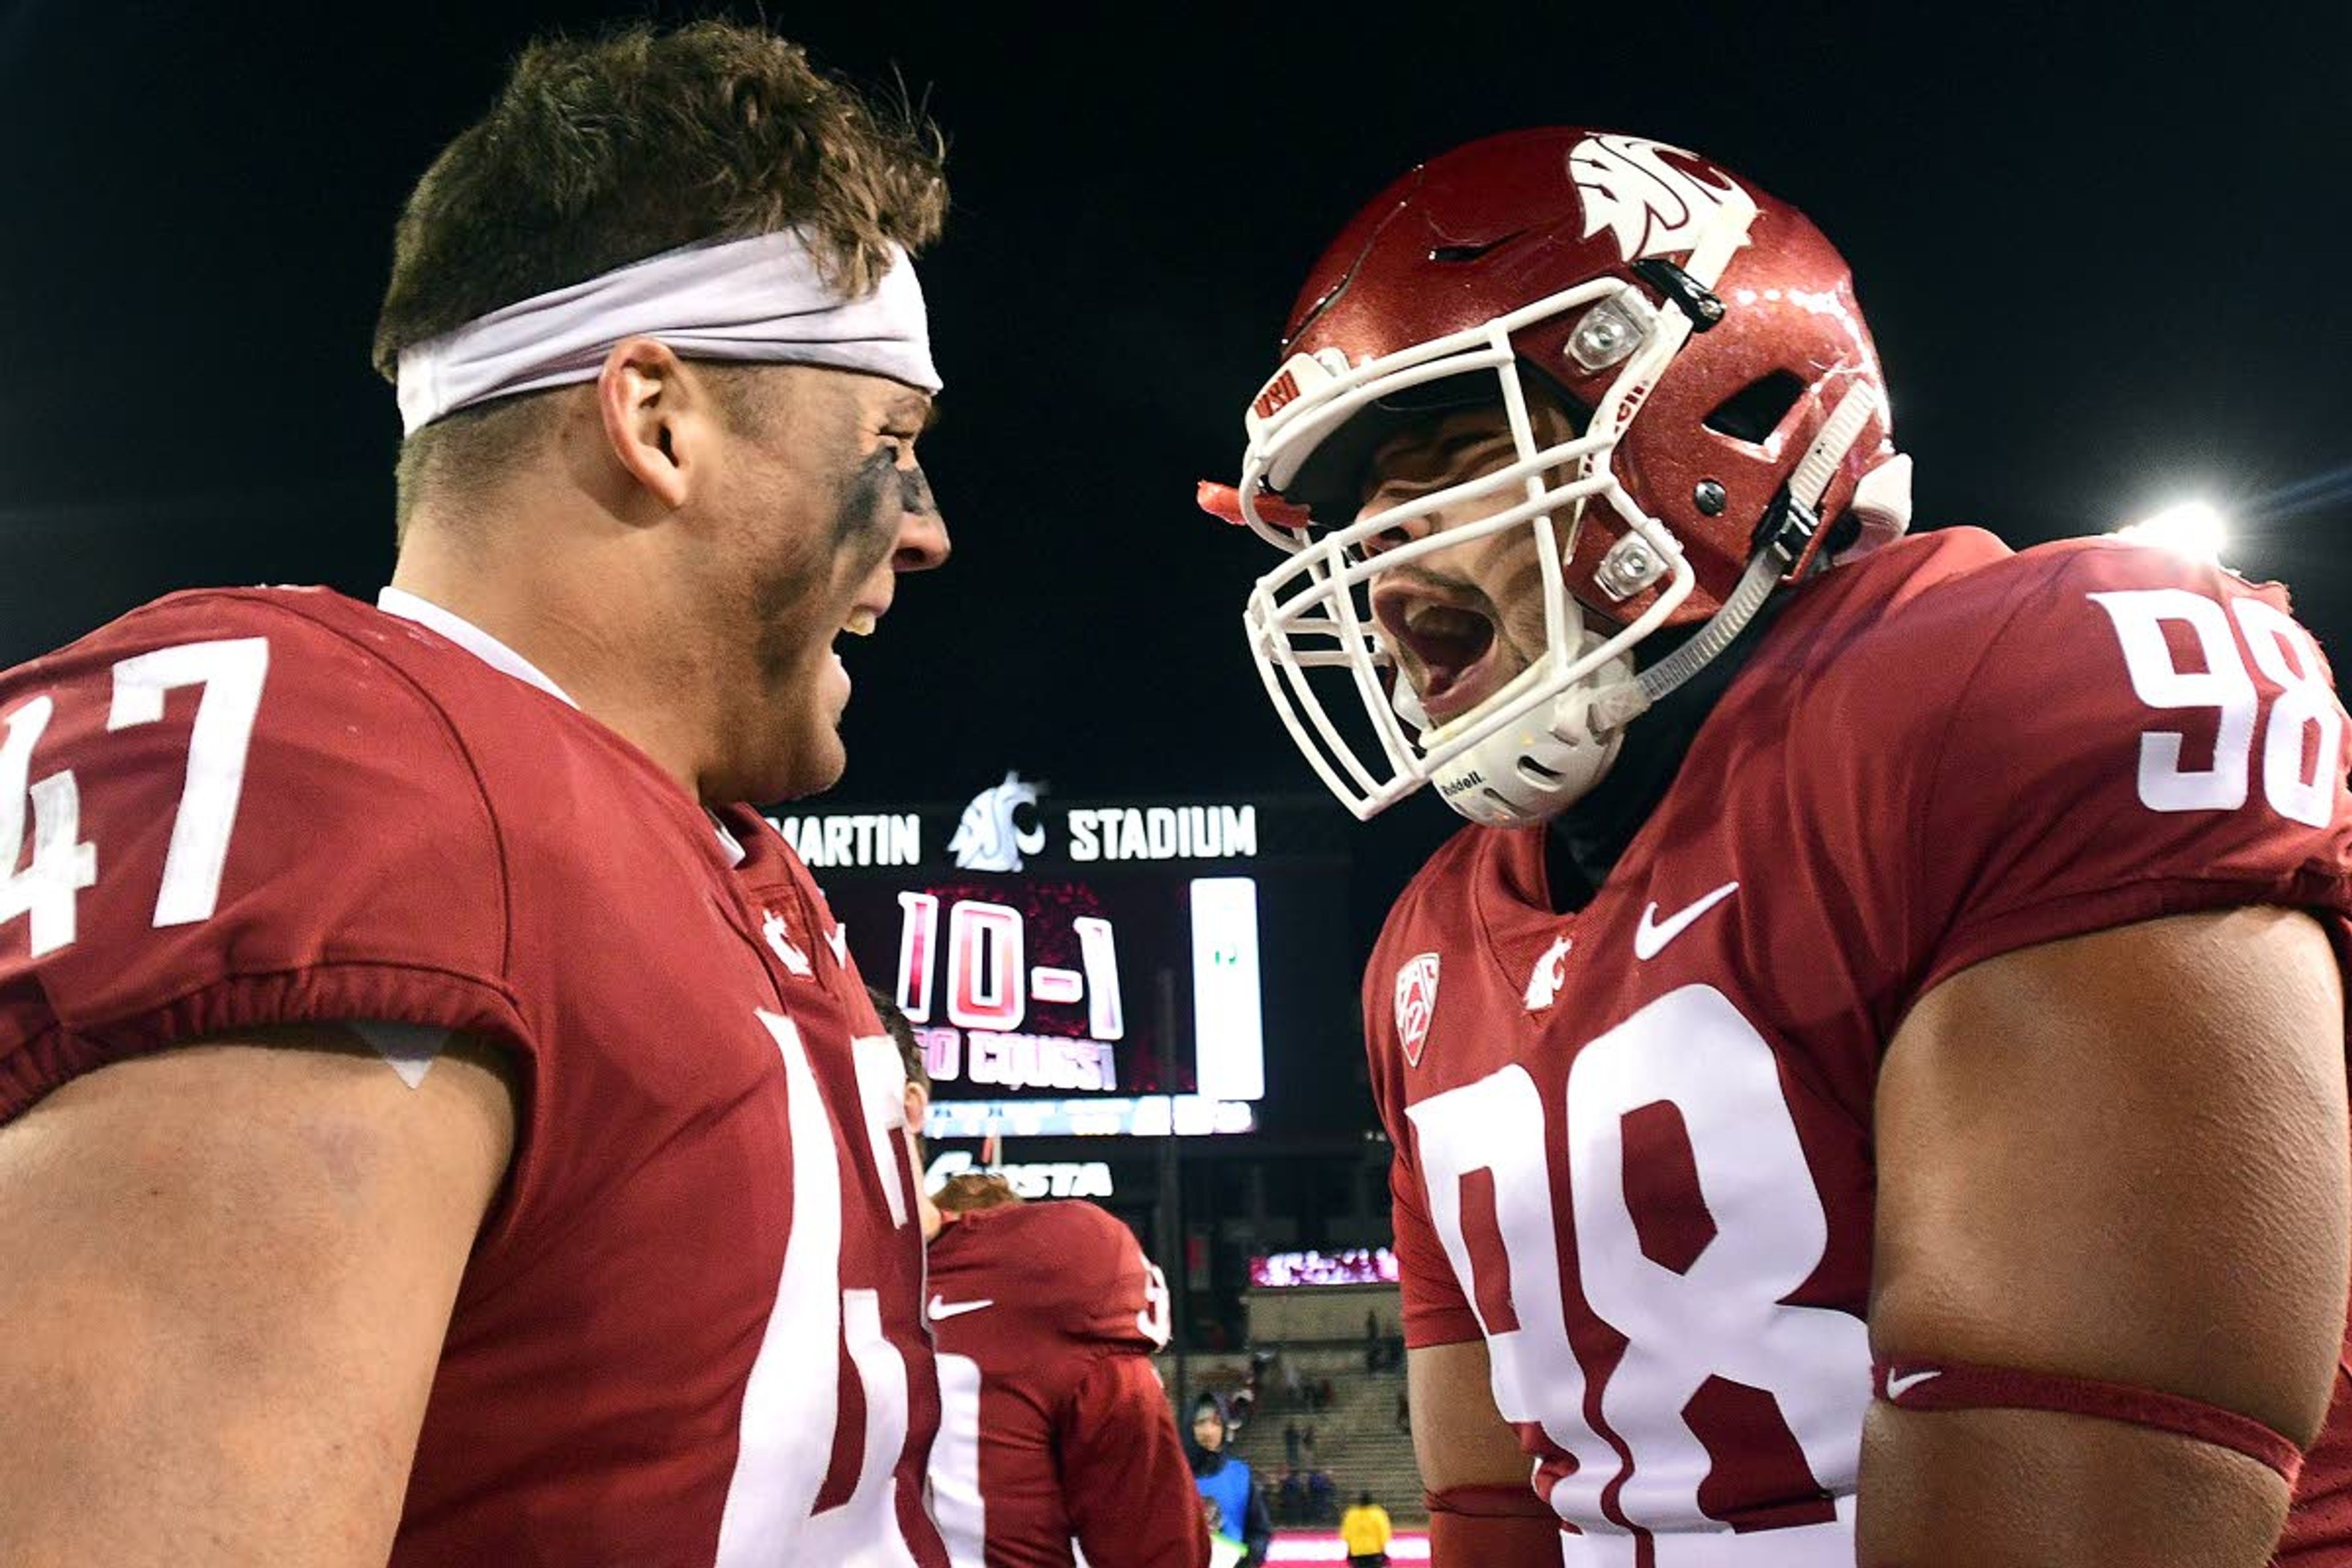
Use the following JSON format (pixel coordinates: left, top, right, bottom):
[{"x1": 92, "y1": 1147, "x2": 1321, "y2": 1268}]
[{"x1": 394, "y1": 227, "x2": 940, "y2": 435}]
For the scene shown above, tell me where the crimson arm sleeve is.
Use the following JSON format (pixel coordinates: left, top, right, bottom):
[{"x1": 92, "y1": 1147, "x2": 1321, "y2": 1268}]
[{"x1": 1058, "y1": 1353, "x2": 1208, "y2": 1568}]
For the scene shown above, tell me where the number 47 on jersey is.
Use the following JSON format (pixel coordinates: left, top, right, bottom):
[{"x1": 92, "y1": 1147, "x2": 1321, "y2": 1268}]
[{"x1": 1, "y1": 638, "x2": 270, "y2": 957}]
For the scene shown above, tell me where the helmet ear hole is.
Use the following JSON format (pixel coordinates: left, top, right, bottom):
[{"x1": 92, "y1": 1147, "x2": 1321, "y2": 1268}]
[{"x1": 1701, "y1": 371, "x2": 1806, "y2": 445}]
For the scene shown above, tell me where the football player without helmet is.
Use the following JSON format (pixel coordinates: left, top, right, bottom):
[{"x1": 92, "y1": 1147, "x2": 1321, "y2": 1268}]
[
  {"x1": 1208, "y1": 129, "x2": 2352, "y2": 1567},
  {"x1": 0, "y1": 23, "x2": 954, "y2": 1567}
]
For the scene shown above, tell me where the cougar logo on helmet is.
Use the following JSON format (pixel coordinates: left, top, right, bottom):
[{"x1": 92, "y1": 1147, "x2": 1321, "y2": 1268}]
[
  {"x1": 1569, "y1": 132, "x2": 1745, "y2": 263},
  {"x1": 949, "y1": 771, "x2": 1048, "y2": 872}
]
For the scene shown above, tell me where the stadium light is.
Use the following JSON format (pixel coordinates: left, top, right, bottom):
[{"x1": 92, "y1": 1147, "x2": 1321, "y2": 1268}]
[{"x1": 2113, "y1": 500, "x2": 2231, "y2": 564}]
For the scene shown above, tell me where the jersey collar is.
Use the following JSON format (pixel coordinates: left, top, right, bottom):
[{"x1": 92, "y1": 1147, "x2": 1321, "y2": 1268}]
[{"x1": 375, "y1": 586, "x2": 580, "y2": 709}]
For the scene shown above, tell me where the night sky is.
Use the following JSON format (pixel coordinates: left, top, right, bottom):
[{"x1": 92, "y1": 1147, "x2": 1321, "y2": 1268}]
[{"x1": 4, "y1": 1, "x2": 2348, "y2": 951}]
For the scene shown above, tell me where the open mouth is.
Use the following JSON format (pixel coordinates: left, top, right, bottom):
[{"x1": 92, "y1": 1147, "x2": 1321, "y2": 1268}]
[
  {"x1": 1374, "y1": 588, "x2": 1504, "y2": 728},
  {"x1": 827, "y1": 605, "x2": 886, "y2": 691}
]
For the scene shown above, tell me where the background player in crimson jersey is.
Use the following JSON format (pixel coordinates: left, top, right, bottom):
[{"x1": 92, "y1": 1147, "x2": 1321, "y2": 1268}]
[
  {"x1": 876, "y1": 993, "x2": 1208, "y2": 1568},
  {"x1": 1206, "y1": 129, "x2": 2352, "y2": 1565},
  {"x1": 0, "y1": 23, "x2": 957, "y2": 1566}
]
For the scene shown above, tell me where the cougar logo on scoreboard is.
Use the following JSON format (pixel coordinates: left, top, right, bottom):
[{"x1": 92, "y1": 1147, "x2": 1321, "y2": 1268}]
[
  {"x1": 948, "y1": 771, "x2": 1048, "y2": 873},
  {"x1": 1394, "y1": 951, "x2": 1441, "y2": 1068}
]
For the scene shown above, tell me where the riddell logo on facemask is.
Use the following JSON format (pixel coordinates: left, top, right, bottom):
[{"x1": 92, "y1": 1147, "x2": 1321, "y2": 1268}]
[
  {"x1": 1613, "y1": 381, "x2": 1653, "y2": 431},
  {"x1": 1438, "y1": 770, "x2": 1487, "y2": 797},
  {"x1": 1253, "y1": 370, "x2": 1302, "y2": 422}
]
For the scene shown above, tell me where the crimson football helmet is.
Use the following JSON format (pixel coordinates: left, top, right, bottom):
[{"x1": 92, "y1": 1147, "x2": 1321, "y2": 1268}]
[{"x1": 1208, "y1": 129, "x2": 1911, "y2": 824}]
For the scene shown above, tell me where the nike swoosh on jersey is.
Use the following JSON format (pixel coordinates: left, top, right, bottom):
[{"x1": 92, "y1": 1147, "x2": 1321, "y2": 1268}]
[
  {"x1": 928, "y1": 1295, "x2": 995, "y2": 1321},
  {"x1": 1632, "y1": 880, "x2": 1740, "y2": 960}
]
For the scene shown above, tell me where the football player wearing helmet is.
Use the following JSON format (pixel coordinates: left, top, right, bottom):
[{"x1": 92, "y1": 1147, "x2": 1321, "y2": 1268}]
[
  {"x1": 1208, "y1": 129, "x2": 2352, "y2": 1565},
  {"x1": 0, "y1": 23, "x2": 954, "y2": 1566},
  {"x1": 877, "y1": 994, "x2": 1208, "y2": 1568}
]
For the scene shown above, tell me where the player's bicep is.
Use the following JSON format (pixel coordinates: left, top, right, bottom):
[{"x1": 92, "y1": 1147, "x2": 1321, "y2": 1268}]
[
  {"x1": 0, "y1": 1024, "x2": 516, "y2": 1566},
  {"x1": 1865, "y1": 907, "x2": 2348, "y2": 1564},
  {"x1": 1409, "y1": 1339, "x2": 1530, "y2": 1491}
]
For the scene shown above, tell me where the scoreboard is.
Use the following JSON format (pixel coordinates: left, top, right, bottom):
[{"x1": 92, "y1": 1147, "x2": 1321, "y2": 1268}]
[{"x1": 772, "y1": 772, "x2": 1351, "y2": 1139}]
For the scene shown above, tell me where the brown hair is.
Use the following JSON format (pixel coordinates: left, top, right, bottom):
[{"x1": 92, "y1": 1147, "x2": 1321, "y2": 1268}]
[
  {"x1": 934, "y1": 1172, "x2": 1022, "y2": 1214},
  {"x1": 373, "y1": 19, "x2": 948, "y2": 529}
]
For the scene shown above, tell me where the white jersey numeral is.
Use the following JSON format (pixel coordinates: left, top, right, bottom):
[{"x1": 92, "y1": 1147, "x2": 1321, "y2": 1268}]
[
  {"x1": 930, "y1": 1352, "x2": 987, "y2": 1568},
  {"x1": 717, "y1": 1009, "x2": 921, "y2": 1567},
  {"x1": 107, "y1": 637, "x2": 270, "y2": 925},
  {"x1": 1137, "y1": 1258, "x2": 1173, "y2": 1349},
  {"x1": 2090, "y1": 588, "x2": 2343, "y2": 827},
  {"x1": 851, "y1": 1033, "x2": 913, "y2": 1229},
  {"x1": 0, "y1": 696, "x2": 99, "y2": 957},
  {"x1": 1406, "y1": 986, "x2": 1868, "y2": 1561},
  {"x1": 2234, "y1": 597, "x2": 2342, "y2": 827},
  {"x1": 1, "y1": 637, "x2": 270, "y2": 958}
]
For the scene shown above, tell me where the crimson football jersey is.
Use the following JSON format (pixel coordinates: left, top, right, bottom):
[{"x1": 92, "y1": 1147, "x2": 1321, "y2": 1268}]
[
  {"x1": 925, "y1": 1199, "x2": 1206, "y2": 1568},
  {"x1": 1366, "y1": 529, "x2": 2352, "y2": 1564},
  {"x1": 0, "y1": 586, "x2": 946, "y2": 1566}
]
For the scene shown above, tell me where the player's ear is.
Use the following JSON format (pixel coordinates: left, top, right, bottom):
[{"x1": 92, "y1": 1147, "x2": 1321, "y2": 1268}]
[{"x1": 594, "y1": 336, "x2": 710, "y2": 510}]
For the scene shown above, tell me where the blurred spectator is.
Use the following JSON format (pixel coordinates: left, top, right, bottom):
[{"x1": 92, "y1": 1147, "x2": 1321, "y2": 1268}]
[
  {"x1": 1306, "y1": 1467, "x2": 1336, "y2": 1525},
  {"x1": 1283, "y1": 1420, "x2": 1301, "y2": 1469},
  {"x1": 1277, "y1": 1466, "x2": 1306, "y2": 1525},
  {"x1": 1187, "y1": 1394, "x2": 1273, "y2": 1568},
  {"x1": 1339, "y1": 1490, "x2": 1393, "y2": 1567}
]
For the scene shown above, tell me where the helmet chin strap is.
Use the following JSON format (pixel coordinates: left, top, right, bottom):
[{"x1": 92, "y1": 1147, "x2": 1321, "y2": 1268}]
[
  {"x1": 1585, "y1": 519, "x2": 1794, "y2": 736},
  {"x1": 1405, "y1": 385, "x2": 1887, "y2": 826},
  {"x1": 1592, "y1": 384, "x2": 1885, "y2": 737}
]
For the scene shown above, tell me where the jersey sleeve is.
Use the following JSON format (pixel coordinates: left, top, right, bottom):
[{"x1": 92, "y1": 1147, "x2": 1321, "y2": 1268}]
[
  {"x1": 1044, "y1": 1200, "x2": 1172, "y2": 1354},
  {"x1": 1910, "y1": 543, "x2": 2352, "y2": 993},
  {"x1": 1058, "y1": 1353, "x2": 1210, "y2": 1568},
  {"x1": 1362, "y1": 887, "x2": 1482, "y2": 1351},
  {"x1": 0, "y1": 594, "x2": 525, "y2": 1120}
]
